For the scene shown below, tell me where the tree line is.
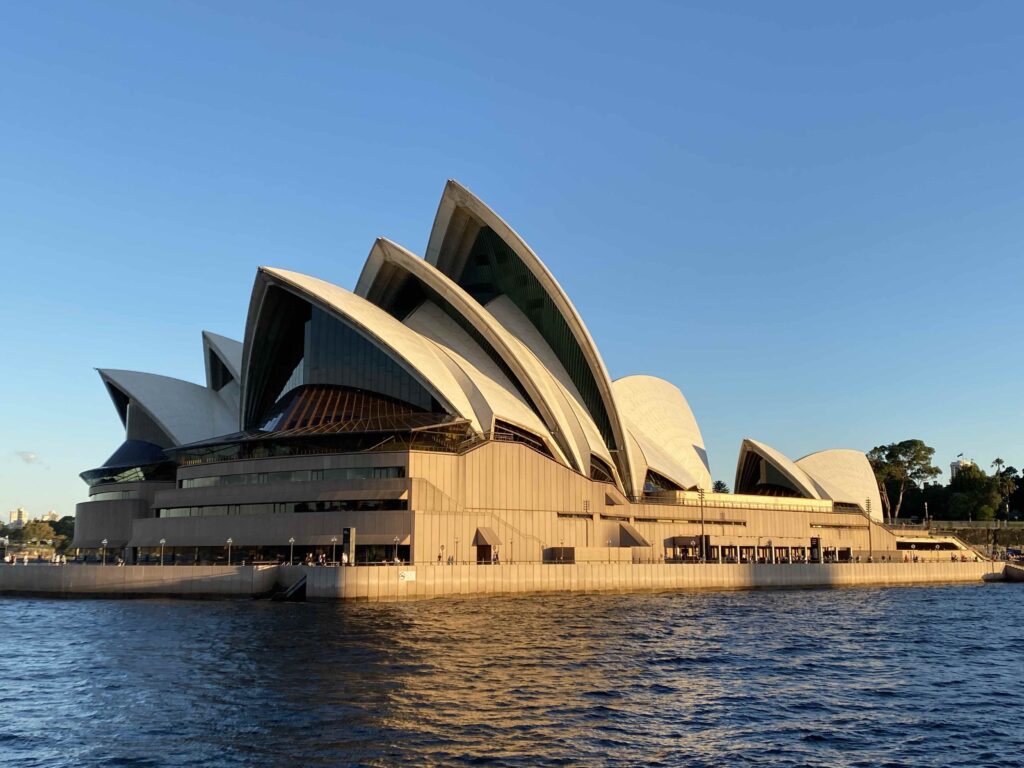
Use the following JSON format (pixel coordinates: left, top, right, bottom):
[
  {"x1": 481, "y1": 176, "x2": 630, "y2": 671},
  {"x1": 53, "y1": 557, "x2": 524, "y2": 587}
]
[
  {"x1": 0, "y1": 517, "x2": 75, "y2": 552},
  {"x1": 869, "y1": 439, "x2": 1021, "y2": 523}
]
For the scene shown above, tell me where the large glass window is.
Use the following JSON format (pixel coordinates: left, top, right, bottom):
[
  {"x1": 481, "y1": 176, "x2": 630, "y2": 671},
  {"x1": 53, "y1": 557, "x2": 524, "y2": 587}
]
[
  {"x1": 180, "y1": 465, "x2": 405, "y2": 488},
  {"x1": 158, "y1": 498, "x2": 407, "y2": 517},
  {"x1": 244, "y1": 286, "x2": 442, "y2": 429},
  {"x1": 457, "y1": 226, "x2": 615, "y2": 449}
]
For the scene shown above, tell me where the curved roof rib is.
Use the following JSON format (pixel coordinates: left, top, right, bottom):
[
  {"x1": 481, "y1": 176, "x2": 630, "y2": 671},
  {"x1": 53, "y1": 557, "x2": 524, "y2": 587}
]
[
  {"x1": 734, "y1": 438, "x2": 821, "y2": 499},
  {"x1": 401, "y1": 301, "x2": 566, "y2": 463},
  {"x1": 98, "y1": 369, "x2": 237, "y2": 448},
  {"x1": 613, "y1": 375, "x2": 711, "y2": 491},
  {"x1": 355, "y1": 237, "x2": 598, "y2": 475},
  {"x1": 424, "y1": 179, "x2": 636, "y2": 494},
  {"x1": 796, "y1": 449, "x2": 884, "y2": 521},
  {"x1": 241, "y1": 267, "x2": 480, "y2": 432}
]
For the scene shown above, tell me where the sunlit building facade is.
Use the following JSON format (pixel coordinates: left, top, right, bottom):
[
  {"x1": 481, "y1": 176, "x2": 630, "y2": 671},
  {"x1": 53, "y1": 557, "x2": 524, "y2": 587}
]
[{"x1": 74, "y1": 180, "x2": 909, "y2": 567}]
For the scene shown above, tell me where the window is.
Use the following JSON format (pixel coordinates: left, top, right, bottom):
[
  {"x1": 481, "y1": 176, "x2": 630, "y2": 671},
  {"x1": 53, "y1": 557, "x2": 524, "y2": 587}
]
[{"x1": 180, "y1": 466, "x2": 404, "y2": 489}]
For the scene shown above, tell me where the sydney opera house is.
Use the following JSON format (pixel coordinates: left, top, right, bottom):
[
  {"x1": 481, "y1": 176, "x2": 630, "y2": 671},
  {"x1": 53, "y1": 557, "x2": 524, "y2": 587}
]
[{"x1": 73, "y1": 180, "x2": 907, "y2": 568}]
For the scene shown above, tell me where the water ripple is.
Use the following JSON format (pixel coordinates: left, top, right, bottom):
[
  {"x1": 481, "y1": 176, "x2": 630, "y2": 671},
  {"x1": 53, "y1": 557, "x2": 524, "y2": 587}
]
[{"x1": 0, "y1": 584, "x2": 1020, "y2": 766}]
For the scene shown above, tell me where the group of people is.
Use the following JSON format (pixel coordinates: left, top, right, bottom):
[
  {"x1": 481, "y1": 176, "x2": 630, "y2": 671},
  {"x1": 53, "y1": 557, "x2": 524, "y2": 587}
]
[
  {"x1": 4, "y1": 553, "x2": 68, "y2": 565},
  {"x1": 302, "y1": 551, "x2": 350, "y2": 566}
]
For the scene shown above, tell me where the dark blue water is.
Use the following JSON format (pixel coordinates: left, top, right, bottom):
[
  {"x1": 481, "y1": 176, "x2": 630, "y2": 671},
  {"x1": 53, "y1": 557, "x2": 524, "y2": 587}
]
[{"x1": 0, "y1": 584, "x2": 1020, "y2": 767}]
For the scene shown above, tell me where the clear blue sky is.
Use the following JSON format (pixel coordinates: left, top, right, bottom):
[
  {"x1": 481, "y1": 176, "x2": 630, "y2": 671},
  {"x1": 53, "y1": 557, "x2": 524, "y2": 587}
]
[{"x1": 2, "y1": 2, "x2": 1022, "y2": 518}]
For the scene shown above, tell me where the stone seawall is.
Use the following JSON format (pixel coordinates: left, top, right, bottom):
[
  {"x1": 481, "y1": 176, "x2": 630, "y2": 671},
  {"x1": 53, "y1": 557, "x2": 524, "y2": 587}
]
[
  {"x1": 0, "y1": 564, "x2": 279, "y2": 598},
  {"x1": 298, "y1": 560, "x2": 999, "y2": 602},
  {"x1": 0, "y1": 561, "x2": 999, "y2": 601}
]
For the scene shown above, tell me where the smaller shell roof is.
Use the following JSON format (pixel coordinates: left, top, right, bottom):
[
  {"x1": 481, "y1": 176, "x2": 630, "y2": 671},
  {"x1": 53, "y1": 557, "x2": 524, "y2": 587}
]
[
  {"x1": 735, "y1": 438, "x2": 822, "y2": 499},
  {"x1": 202, "y1": 331, "x2": 243, "y2": 383},
  {"x1": 614, "y1": 375, "x2": 711, "y2": 491},
  {"x1": 98, "y1": 368, "x2": 238, "y2": 447},
  {"x1": 796, "y1": 449, "x2": 883, "y2": 521}
]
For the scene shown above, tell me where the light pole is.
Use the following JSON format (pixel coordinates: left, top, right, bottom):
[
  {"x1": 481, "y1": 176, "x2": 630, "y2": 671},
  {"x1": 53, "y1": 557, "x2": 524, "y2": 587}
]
[
  {"x1": 331, "y1": 536, "x2": 338, "y2": 565},
  {"x1": 393, "y1": 536, "x2": 400, "y2": 564},
  {"x1": 698, "y1": 488, "x2": 706, "y2": 563},
  {"x1": 288, "y1": 537, "x2": 295, "y2": 565},
  {"x1": 510, "y1": 538, "x2": 513, "y2": 564},
  {"x1": 607, "y1": 539, "x2": 612, "y2": 563},
  {"x1": 226, "y1": 538, "x2": 233, "y2": 567},
  {"x1": 159, "y1": 538, "x2": 166, "y2": 566},
  {"x1": 455, "y1": 537, "x2": 459, "y2": 565},
  {"x1": 101, "y1": 538, "x2": 108, "y2": 566}
]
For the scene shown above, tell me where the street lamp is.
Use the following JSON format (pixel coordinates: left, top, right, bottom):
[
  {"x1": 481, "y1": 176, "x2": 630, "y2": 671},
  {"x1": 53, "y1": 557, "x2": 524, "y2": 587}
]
[
  {"x1": 393, "y1": 536, "x2": 400, "y2": 564},
  {"x1": 607, "y1": 538, "x2": 612, "y2": 564},
  {"x1": 159, "y1": 538, "x2": 166, "y2": 566},
  {"x1": 101, "y1": 538, "x2": 108, "y2": 566},
  {"x1": 454, "y1": 537, "x2": 459, "y2": 565},
  {"x1": 698, "y1": 488, "x2": 706, "y2": 563},
  {"x1": 288, "y1": 537, "x2": 295, "y2": 565},
  {"x1": 510, "y1": 538, "x2": 513, "y2": 564},
  {"x1": 331, "y1": 536, "x2": 338, "y2": 565},
  {"x1": 226, "y1": 538, "x2": 233, "y2": 567}
]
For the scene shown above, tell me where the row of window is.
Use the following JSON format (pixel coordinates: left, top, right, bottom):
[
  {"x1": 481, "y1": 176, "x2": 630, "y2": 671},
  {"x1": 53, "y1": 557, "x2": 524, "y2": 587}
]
[
  {"x1": 89, "y1": 490, "x2": 139, "y2": 501},
  {"x1": 179, "y1": 465, "x2": 405, "y2": 489},
  {"x1": 159, "y1": 498, "x2": 408, "y2": 518}
]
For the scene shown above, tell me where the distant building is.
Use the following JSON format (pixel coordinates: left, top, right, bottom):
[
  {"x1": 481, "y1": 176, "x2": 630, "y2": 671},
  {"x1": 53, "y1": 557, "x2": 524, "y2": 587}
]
[
  {"x1": 950, "y1": 459, "x2": 975, "y2": 480},
  {"x1": 40, "y1": 511, "x2": 59, "y2": 523},
  {"x1": 7, "y1": 508, "x2": 28, "y2": 528}
]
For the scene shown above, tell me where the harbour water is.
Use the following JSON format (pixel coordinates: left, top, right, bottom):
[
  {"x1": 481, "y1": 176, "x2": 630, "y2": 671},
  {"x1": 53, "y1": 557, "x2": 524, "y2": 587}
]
[{"x1": 0, "y1": 584, "x2": 1020, "y2": 767}]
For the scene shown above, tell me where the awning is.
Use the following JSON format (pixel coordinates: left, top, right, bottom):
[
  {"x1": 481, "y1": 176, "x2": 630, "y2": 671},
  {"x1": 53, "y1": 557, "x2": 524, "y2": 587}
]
[
  {"x1": 619, "y1": 522, "x2": 650, "y2": 547},
  {"x1": 472, "y1": 527, "x2": 502, "y2": 546},
  {"x1": 671, "y1": 535, "x2": 700, "y2": 548}
]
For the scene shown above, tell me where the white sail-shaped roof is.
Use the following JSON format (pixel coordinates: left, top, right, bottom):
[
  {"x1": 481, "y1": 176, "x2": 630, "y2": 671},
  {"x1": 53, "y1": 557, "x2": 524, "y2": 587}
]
[
  {"x1": 245, "y1": 267, "x2": 480, "y2": 431},
  {"x1": 401, "y1": 301, "x2": 565, "y2": 462},
  {"x1": 424, "y1": 179, "x2": 637, "y2": 495},
  {"x1": 356, "y1": 237, "x2": 602, "y2": 477},
  {"x1": 202, "y1": 331, "x2": 242, "y2": 385},
  {"x1": 734, "y1": 438, "x2": 822, "y2": 499},
  {"x1": 797, "y1": 449, "x2": 884, "y2": 521},
  {"x1": 613, "y1": 375, "x2": 711, "y2": 491},
  {"x1": 98, "y1": 369, "x2": 237, "y2": 447}
]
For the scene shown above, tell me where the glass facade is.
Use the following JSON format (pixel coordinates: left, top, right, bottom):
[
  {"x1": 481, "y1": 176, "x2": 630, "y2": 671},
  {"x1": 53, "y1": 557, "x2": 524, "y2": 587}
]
[
  {"x1": 88, "y1": 490, "x2": 140, "y2": 501},
  {"x1": 457, "y1": 226, "x2": 615, "y2": 449},
  {"x1": 180, "y1": 465, "x2": 405, "y2": 489},
  {"x1": 245, "y1": 286, "x2": 442, "y2": 429},
  {"x1": 159, "y1": 498, "x2": 407, "y2": 518},
  {"x1": 207, "y1": 348, "x2": 234, "y2": 391}
]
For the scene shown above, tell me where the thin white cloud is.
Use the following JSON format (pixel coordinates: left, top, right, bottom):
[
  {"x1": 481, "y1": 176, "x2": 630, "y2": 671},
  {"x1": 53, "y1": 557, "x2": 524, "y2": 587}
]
[{"x1": 14, "y1": 451, "x2": 40, "y2": 465}]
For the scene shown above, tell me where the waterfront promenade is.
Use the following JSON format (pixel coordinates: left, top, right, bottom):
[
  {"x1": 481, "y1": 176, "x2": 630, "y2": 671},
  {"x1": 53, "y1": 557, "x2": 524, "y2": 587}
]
[{"x1": 0, "y1": 559, "x2": 999, "y2": 601}]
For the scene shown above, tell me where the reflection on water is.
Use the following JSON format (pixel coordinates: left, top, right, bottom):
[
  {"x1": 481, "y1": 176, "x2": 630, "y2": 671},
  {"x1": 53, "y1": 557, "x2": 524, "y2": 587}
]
[{"x1": 0, "y1": 584, "x2": 1021, "y2": 767}]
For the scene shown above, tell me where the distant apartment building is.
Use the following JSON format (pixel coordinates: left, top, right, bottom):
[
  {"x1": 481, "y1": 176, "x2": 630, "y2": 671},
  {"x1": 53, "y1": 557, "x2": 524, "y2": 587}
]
[
  {"x1": 7, "y1": 508, "x2": 28, "y2": 528},
  {"x1": 40, "y1": 511, "x2": 59, "y2": 522},
  {"x1": 950, "y1": 459, "x2": 975, "y2": 480}
]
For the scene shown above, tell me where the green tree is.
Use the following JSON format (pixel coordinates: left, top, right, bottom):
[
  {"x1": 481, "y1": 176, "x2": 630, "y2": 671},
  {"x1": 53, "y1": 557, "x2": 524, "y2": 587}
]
[
  {"x1": 51, "y1": 516, "x2": 74, "y2": 540},
  {"x1": 992, "y1": 457, "x2": 1005, "y2": 477},
  {"x1": 712, "y1": 480, "x2": 730, "y2": 493},
  {"x1": 868, "y1": 440, "x2": 941, "y2": 522},
  {"x1": 948, "y1": 464, "x2": 1003, "y2": 521},
  {"x1": 16, "y1": 520, "x2": 56, "y2": 545}
]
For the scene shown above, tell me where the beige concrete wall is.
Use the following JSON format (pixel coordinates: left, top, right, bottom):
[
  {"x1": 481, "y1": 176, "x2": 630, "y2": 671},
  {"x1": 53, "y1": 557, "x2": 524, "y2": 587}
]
[
  {"x1": 0, "y1": 564, "x2": 279, "y2": 597},
  {"x1": 407, "y1": 442, "x2": 901, "y2": 566},
  {"x1": 302, "y1": 560, "x2": 997, "y2": 602}
]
